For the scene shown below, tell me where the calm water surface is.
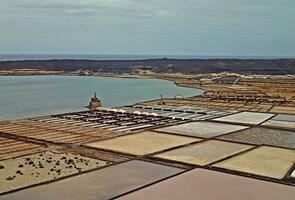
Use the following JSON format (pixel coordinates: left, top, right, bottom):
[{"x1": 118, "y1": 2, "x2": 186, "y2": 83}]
[{"x1": 0, "y1": 76, "x2": 202, "y2": 120}]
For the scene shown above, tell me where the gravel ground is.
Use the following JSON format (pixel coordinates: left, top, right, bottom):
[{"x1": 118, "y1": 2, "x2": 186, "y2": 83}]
[{"x1": 0, "y1": 151, "x2": 111, "y2": 194}]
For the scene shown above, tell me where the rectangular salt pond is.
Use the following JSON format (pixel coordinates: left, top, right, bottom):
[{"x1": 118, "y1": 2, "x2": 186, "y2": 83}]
[
  {"x1": 154, "y1": 140, "x2": 253, "y2": 166},
  {"x1": 86, "y1": 131, "x2": 199, "y2": 155},
  {"x1": 0, "y1": 136, "x2": 45, "y2": 160},
  {"x1": 271, "y1": 114, "x2": 295, "y2": 122},
  {"x1": 218, "y1": 127, "x2": 295, "y2": 149},
  {"x1": 213, "y1": 146, "x2": 295, "y2": 179},
  {"x1": 0, "y1": 151, "x2": 110, "y2": 194},
  {"x1": 155, "y1": 122, "x2": 248, "y2": 138},
  {"x1": 213, "y1": 112, "x2": 274, "y2": 125},
  {"x1": 263, "y1": 120, "x2": 295, "y2": 129},
  {"x1": 0, "y1": 160, "x2": 183, "y2": 200},
  {"x1": 118, "y1": 169, "x2": 295, "y2": 200}
]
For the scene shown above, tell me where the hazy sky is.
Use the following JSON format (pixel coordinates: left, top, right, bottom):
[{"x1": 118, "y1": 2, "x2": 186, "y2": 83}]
[{"x1": 0, "y1": 0, "x2": 294, "y2": 56}]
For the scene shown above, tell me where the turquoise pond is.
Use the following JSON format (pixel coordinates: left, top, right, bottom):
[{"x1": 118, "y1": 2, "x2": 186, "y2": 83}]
[{"x1": 0, "y1": 76, "x2": 202, "y2": 120}]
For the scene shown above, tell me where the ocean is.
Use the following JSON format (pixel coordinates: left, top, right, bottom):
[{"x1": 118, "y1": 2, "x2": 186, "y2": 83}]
[{"x1": 0, "y1": 75, "x2": 202, "y2": 120}]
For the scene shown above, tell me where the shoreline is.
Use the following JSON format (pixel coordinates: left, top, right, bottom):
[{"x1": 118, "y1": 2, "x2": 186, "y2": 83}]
[
  {"x1": 0, "y1": 70, "x2": 209, "y2": 93},
  {"x1": 2, "y1": 71, "x2": 295, "y2": 118}
]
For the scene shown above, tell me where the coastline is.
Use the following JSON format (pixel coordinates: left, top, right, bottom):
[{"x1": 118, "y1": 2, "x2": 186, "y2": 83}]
[{"x1": 0, "y1": 70, "x2": 209, "y2": 93}]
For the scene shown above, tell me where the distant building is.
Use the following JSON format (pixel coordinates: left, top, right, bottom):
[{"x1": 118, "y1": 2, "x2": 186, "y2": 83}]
[
  {"x1": 79, "y1": 70, "x2": 93, "y2": 76},
  {"x1": 88, "y1": 93, "x2": 102, "y2": 110}
]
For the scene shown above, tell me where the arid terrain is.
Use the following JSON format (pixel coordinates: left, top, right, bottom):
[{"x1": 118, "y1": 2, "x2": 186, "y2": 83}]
[{"x1": 1, "y1": 59, "x2": 295, "y2": 199}]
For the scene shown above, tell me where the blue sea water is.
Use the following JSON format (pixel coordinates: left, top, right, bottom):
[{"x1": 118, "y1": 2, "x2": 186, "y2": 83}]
[{"x1": 0, "y1": 76, "x2": 202, "y2": 120}]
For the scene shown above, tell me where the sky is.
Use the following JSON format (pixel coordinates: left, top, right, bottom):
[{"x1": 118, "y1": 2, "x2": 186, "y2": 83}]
[{"x1": 0, "y1": 0, "x2": 294, "y2": 57}]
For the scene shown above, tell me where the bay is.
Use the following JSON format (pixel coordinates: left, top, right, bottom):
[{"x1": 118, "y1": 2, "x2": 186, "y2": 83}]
[{"x1": 0, "y1": 76, "x2": 202, "y2": 120}]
